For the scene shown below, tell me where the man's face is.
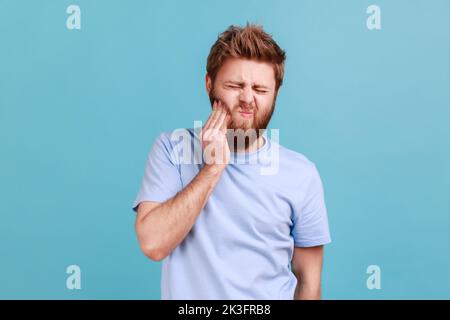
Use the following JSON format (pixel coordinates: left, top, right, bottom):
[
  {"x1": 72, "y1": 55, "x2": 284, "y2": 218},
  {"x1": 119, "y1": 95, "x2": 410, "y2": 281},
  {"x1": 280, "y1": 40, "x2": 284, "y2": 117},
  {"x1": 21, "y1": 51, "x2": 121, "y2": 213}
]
[{"x1": 206, "y1": 58, "x2": 277, "y2": 133}]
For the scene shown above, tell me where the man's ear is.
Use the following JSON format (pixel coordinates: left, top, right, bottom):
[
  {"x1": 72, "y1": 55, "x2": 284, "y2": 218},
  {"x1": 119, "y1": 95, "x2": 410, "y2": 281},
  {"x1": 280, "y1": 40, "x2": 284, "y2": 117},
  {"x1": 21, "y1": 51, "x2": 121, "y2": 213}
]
[{"x1": 205, "y1": 73, "x2": 212, "y2": 94}]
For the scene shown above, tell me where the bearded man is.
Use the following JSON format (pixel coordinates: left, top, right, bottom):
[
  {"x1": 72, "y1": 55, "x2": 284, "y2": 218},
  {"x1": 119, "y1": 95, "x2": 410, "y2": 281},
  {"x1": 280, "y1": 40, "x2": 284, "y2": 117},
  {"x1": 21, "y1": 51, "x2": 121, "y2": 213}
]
[{"x1": 132, "y1": 23, "x2": 331, "y2": 300}]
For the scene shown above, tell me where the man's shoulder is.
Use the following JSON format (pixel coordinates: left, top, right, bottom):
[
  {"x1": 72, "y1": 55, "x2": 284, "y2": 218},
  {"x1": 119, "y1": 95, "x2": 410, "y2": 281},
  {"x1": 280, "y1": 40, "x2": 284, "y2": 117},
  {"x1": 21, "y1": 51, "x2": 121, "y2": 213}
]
[
  {"x1": 152, "y1": 129, "x2": 200, "y2": 166},
  {"x1": 156, "y1": 128, "x2": 197, "y2": 146},
  {"x1": 274, "y1": 141, "x2": 318, "y2": 172}
]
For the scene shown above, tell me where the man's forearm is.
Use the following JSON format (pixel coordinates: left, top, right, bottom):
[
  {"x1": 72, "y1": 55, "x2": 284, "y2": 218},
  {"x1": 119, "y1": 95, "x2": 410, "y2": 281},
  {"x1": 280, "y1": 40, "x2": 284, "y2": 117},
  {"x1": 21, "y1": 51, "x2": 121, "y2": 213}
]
[
  {"x1": 136, "y1": 165, "x2": 223, "y2": 260},
  {"x1": 294, "y1": 281, "x2": 322, "y2": 300}
]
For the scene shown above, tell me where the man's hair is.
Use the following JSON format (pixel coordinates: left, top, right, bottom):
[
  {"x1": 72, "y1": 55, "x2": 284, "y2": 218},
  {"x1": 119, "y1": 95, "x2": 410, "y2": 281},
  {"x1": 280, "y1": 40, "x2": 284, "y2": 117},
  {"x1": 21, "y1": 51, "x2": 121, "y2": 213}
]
[{"x1": 206, "y1": 23, "x2": 286, "y2": 92}]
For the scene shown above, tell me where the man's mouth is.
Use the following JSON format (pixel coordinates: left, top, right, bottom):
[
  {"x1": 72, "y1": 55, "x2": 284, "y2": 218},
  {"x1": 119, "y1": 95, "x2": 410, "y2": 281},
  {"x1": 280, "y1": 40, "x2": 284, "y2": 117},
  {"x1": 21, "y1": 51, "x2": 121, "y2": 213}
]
[{"x1": 239, "y1": 109, "x2": 253, "y2": 119}]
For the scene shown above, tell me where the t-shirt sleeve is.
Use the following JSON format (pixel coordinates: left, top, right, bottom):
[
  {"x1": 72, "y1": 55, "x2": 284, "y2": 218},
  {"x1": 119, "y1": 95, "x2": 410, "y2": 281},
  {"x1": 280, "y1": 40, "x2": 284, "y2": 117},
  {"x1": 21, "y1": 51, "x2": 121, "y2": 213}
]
[
  {"x1": 132, "y1": 132, "x2": 182, "y2": 213},
  {"x1": 291, "y1": 164, "x2": 331, "y2": 247}
]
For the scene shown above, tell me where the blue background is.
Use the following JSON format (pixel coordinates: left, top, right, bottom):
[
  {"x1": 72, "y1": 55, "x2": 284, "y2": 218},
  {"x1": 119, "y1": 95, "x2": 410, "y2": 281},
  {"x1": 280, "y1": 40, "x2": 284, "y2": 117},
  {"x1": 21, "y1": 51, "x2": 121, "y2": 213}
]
[{"x1": 1, "y1": 0, "x2": 449, "y2": 299}]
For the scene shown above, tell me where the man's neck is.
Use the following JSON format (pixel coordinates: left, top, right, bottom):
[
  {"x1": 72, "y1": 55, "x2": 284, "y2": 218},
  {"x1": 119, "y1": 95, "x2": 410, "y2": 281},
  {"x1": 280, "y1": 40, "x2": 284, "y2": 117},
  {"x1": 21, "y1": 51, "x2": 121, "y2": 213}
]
[{"x1": 228, "y1": 134, "x2": 266, "y2": 154}]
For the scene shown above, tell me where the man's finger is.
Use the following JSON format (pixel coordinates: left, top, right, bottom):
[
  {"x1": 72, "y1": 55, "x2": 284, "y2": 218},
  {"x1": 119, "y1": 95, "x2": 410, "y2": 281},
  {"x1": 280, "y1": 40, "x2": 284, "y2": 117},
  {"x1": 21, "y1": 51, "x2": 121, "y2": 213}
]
[
  {"x1": 206, "y1": 100, "x2": 224, "y2": 131},
  {"x1": 212, "y1": 108, "x2": 227, "y2": 130},
  {"x1": 220, "y1": 114, "x2": 231, "y2": 134},
  {"x1": 208, "y1": 100, "x2": 225, "y2": 129},
  {"x1": 203, "y1": 100, "x2": 218, "y2": 130}
]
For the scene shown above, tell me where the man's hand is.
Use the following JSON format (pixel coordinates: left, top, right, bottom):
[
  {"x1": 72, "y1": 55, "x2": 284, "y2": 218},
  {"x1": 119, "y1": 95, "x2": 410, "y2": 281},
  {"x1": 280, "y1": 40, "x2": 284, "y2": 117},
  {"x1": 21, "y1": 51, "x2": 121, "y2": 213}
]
[{"x1": 201, "y1": 99, "x2": 231, "y2": 174}]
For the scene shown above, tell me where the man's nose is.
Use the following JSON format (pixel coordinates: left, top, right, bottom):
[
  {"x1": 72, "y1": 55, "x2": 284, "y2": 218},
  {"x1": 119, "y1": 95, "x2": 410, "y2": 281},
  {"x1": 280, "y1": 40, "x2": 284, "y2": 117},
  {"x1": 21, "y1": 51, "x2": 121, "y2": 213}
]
[{"x1": 239, "y1": 87, "x2": 254, "y2": 105}]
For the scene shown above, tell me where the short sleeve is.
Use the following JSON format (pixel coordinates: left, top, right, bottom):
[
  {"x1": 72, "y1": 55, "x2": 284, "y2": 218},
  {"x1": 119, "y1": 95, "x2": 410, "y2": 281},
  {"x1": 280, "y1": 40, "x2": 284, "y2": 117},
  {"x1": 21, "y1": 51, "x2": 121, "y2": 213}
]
[
  {"x1": 132, "y1": 132, "x2": 183, "y2": 213},
  {"x1": 291, "y1": 164, "x2": 331, "y2": 247}
]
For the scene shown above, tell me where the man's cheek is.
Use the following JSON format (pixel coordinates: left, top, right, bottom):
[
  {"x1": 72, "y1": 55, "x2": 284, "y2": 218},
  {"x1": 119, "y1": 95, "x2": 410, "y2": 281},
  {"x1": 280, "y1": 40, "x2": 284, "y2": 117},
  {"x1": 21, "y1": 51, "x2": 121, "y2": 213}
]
[{"x1": 223, "y1": 99, "x2": 237, "y2": 114}]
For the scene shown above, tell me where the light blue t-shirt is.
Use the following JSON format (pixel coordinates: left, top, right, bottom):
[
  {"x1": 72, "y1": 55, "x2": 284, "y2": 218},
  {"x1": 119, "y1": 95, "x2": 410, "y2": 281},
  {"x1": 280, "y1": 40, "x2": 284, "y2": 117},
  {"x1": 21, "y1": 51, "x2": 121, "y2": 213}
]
[{"x1": 132, "y1": 127, "x2": 331, "y2": 299}]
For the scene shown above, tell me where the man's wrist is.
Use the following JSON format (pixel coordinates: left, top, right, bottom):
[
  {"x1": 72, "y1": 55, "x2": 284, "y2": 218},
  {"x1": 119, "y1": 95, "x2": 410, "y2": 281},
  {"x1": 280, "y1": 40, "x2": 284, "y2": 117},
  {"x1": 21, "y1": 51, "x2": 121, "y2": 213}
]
[{"x1": 201, "y1": 164, "x2": 226, "y2": 178}]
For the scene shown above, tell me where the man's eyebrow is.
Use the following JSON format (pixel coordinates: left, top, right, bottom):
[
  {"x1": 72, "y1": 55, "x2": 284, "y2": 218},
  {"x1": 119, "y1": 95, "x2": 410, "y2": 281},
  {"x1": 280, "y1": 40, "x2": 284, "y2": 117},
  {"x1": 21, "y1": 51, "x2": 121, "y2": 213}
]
[
  {"x1": 253, "y1": 84, "x2": 270, "y2": 89},
  {"x1": 224, "y1": 80, "x2": 245, "y2": 86}
]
